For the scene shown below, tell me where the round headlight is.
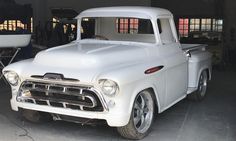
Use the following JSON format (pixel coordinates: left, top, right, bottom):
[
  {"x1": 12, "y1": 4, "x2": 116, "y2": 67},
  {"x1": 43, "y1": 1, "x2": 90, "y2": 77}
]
[
  {"x1": 4, "y1": 71, "x2": 20, "y2": 86},
  {"x1": 99, "y1": 79, "x2": 119, "y2": 96}
]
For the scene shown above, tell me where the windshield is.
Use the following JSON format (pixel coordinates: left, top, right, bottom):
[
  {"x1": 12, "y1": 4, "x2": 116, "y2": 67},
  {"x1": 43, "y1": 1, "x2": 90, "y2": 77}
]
[{"x1": 80, "y1": 17, "x2": 156, "y2": 43}]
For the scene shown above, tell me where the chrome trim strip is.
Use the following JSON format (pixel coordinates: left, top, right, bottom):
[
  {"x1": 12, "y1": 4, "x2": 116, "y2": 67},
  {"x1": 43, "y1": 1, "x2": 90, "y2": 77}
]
[{"x1": 26, "y1": 78, "x2": 93, "y2": 88}]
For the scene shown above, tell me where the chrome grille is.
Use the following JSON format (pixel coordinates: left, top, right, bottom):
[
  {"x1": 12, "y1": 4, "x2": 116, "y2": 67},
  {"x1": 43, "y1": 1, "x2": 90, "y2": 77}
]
[{"x1": 17, "y1": 81, "x2": 104, "y2": 112}]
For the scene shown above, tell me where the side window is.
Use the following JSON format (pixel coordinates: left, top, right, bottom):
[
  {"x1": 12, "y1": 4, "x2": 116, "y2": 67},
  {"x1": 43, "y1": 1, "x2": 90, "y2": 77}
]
[{"x1": 158, "y1": 18, "x2": 175, "y2": 44}]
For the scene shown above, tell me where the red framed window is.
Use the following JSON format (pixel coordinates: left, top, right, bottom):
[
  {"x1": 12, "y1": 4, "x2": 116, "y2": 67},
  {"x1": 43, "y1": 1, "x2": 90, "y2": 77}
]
[
  {"x1": 116, "y1": 18, "x2": 139, "y2": 34},
  {"x1": 178, "y1": 18, "x2": 189, "y2": 37}
]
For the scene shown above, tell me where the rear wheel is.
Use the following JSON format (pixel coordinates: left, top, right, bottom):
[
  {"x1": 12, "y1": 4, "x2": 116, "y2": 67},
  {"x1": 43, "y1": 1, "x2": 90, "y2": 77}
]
[
  {"x1": 117, "y1": 90, "x2": 155, "y2": 140},
  {"x1": 188, "y1": 70, "x2": 208, "y2": 101}
]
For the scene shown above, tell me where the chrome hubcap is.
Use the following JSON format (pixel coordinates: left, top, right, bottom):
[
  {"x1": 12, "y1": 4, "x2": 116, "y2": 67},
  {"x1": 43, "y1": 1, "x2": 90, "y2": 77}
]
[
  {"x1": 199, "y1": 72, "x2": 207, "y2": 97},
  {"x1": 133, "y1": 91, "x2": 154, "y2": 133}
]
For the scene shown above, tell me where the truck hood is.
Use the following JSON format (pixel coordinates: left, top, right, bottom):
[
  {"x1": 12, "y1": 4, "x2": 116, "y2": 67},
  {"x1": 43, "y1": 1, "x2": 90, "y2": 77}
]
[
  {"x1": 4, "y1": 41, "x2": 153, "y2": 83},
  {"x1": 33, "y1": 42, "x2": 149, "y2": 70}
]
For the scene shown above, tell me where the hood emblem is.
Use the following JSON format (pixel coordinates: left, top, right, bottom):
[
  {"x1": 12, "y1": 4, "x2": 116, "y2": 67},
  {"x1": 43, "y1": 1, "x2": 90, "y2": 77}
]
[{"x1": 43, "y1": 73, "x2": 64, "y2": 80}]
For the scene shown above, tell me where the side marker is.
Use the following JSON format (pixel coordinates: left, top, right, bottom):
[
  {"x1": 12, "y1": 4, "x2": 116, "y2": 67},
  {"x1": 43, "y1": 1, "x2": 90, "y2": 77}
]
[{"x1": 145, "y1": 66, "x2": 164, "y2": 74}]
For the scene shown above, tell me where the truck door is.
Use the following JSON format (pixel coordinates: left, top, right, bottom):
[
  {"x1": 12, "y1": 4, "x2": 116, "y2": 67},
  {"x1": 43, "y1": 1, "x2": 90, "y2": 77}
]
[{"x1": 157, "y1": 18, "x2": 188, "y2": 107}]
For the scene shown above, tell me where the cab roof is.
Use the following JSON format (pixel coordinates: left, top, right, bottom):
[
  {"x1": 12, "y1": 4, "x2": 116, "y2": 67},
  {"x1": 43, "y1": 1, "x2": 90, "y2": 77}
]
[{"x1": 76, "y1": 6, "x2": 173, "y2": 19}]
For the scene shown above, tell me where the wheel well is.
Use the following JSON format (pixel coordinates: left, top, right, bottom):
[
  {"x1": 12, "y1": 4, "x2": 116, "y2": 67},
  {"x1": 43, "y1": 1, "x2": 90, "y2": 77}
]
[
  {"x1": 204, "y1": 68, "x2": 210, "y2": 80},
  {"x1": 146, "y1": 88, "x2": 159, "y2": 113}
]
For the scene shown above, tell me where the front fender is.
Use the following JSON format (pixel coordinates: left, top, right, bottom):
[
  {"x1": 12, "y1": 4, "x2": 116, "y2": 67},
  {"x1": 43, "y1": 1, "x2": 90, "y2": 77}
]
[
  {"x1": 94, "y1": 62, "x2": 165, "y2": 125},
  {"x1": 3, "y1": 59, "x2": 34, "y2": 94}
]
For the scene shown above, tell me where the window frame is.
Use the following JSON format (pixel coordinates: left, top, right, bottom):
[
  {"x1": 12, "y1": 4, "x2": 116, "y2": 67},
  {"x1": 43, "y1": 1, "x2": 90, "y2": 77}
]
[
  {"x1": 0, "y1": 19, "x2": 33, "y2": 33},
  {"x1": 190, "y1": 18, "x2": 200, "y2": 32},
  {"x1": 158, "y1": 17, "x2": 178, "y2": 45},
  {"x1": 78, "y1": 17, "x2": 157, "y2": 43},
  {"x1": 178, "y1": 18, "x2": 189, "y2": 37}
]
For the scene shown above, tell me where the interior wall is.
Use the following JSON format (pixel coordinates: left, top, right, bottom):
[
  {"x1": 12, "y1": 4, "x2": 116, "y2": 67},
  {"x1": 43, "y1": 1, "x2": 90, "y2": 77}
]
[
  {"x1": 15, "y1": 0, "x2": 47, "y2": 24},
  {"x1": 99, "y1": 18, "x2": 116, "y2": 38},
  {"x1": 151, "y1": 0, "x2": 223, "y2": 18},
  {"x1": 46, "y1": 0, "x2": 151, "y2": 21},
  {"x1": 15, "y1": 0, "x2": 151, "y2": 28},
  {"x1": 224, "y1": 0, "x2": 236, "y2": 49}
]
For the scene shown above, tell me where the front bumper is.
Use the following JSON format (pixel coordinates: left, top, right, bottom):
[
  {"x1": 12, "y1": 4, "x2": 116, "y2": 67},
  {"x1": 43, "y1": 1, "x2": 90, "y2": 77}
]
[{"x1": 11, "y1": 95, "x2": 130, "y2": 127}]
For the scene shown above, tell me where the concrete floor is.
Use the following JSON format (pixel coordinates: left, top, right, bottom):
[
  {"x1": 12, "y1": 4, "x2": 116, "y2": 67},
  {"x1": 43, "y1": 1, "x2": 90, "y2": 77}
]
[{"x1": 0, "y1": 70, "x2": 235, "y2": 141}]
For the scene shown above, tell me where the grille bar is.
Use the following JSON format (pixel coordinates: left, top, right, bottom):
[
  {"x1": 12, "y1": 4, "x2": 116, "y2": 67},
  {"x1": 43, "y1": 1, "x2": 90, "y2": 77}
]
[
  {"x1": 18, "y1": 81, "x2": 104, "y2": 112},
  {"x1": 19, "y1": 95, "x2": 95, "y2": 107}
]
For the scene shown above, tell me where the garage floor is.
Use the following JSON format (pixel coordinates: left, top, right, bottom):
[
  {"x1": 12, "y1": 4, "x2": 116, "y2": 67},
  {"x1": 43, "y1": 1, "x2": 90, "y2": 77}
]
[{"x1": 0, "y1": 70, "x2": 235, "y2": 141}]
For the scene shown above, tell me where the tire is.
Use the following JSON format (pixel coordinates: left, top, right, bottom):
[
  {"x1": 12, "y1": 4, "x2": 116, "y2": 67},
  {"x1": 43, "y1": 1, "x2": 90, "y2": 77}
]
[
  {"x1": 188, "y1": 70, "x2": 208, "y2": 101},
  {"x1": 117, "y1": 90, "x2": 155, "y2": 140},
  {"x1": 21, "y1": 109, "x2": 52, "y2": 123}
]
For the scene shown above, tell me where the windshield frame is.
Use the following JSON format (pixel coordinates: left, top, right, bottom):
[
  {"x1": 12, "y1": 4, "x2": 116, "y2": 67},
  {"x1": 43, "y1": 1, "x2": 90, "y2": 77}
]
[{"x1": 76, "y1": 16, "x2": 160, "y2": 44}]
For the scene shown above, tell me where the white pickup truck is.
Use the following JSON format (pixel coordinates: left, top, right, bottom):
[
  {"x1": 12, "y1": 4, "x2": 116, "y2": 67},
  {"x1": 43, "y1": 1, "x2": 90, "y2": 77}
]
[{"x1": 3, "y1": 7, "x2": 212, "y2": 140}]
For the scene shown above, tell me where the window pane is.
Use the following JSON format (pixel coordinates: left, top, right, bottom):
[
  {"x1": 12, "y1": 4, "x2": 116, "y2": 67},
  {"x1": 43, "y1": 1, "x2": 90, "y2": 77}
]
[
  {"x1": 202, "y1": 25, "x2": 206, "y2": 30},
  {"x1": 202, "y1": 19, "x2": 206, "y2": 24},
  {"x1": 31, "y1": 18, "x2": 33, "y2": 32},
  {"x1": 195, "y1": 25, "x2": 200, "y2": 30},
  {"x1": 212, "y1": 24, "x2": 216, "y2": 29},
  {"x1": 206, "y1": 25, "x2": 211, "y2": 30},
  {"x1": 190, "y1": 19, "x2": 195, "y2": 24},
  {"x1": 207, "y1": 19, "x2": 211, "y2": 24},
  {"x1": 218, "y1": 20, "x2": 223, "y2": 25},
  {"x1": 218, "y1": 26, "x2": 223, "y2": 31},
  {"x1": 184, "y1": 25, "x2": 188, "y2": 29},
  {"x1": 190, "y1": 25, "x2": 194, "y2": 30},
  {"x1": 212, "y1": 19, "x2": 215, "y2": 23},
  {"x1": 195, "y1": 19, "x2": 200, "y2": 24},
  {"x1": 184, "y1": 19, "x2": 189, "y2": 24}
]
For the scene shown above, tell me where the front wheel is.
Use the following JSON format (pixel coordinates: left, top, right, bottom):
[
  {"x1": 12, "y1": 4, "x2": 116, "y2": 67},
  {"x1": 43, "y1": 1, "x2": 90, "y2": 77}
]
[
  {"x1": 117, "y1": 90, "x2": 155, "y2": 140},
  {"x1": 188, "y1": 70, "x2": 208, "y2": 101},
  {"x1": 21, "y1": 109, "x2": 52, "y2": 123}
]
